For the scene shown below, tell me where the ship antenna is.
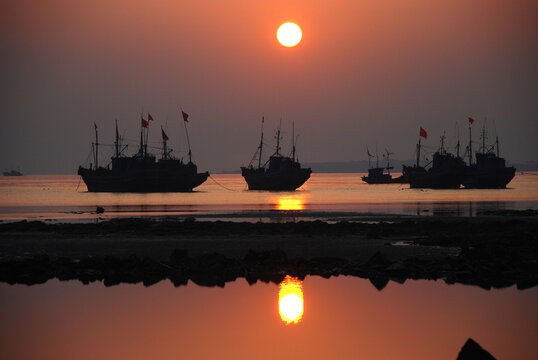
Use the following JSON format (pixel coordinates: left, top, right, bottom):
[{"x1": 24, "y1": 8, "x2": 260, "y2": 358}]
[
  {"x1": 180, "y1": 107, "x2": 192, "y2": 163},
  {"x1": 496, "y1": 136, "x2": 500, "y2": 157}
]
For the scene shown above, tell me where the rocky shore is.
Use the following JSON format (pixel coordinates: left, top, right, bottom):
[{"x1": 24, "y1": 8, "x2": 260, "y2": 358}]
[{"x1": 0, "y1": 217, "x2": 536, "y2": 290}]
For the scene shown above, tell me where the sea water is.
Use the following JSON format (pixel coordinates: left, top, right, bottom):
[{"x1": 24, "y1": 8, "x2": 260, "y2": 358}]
[
  {"x1": 0, "y1": 276, "x2": 536, "y2": 360},
  {"x1": 1, "y1": 172, "x2": 537, "y2": 222}
]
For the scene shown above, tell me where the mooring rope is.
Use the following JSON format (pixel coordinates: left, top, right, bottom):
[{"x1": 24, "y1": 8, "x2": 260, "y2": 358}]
[
  {"x1": 209, "y1": 174, "x2": 238, "y2": 191},
  {"x1": 75, "y1": 176, "x2": 82, "y2": 192}
]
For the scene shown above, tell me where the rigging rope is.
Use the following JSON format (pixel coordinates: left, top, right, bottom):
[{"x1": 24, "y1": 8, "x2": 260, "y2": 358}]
[{"x1": 208, "y1": 174, "x2": 238, "y2": 191}]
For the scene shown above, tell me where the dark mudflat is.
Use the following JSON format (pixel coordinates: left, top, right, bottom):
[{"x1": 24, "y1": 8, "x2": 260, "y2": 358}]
[{"x1": 0, "y1": 216, "x2": 536, "y2": 290}]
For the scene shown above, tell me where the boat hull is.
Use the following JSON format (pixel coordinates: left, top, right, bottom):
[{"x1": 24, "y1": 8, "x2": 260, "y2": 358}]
[
  {"x1": 462, "y1": 153, "x2": 516, "y2": 189},
  {"x1": 3, "y1": 171, "x2": 23, "y2": 176},
  {"x1": 241, "y1": 168, "x2": 311, "y2": 191},
  {"x1": 361, "y1": 175, "x2": 393, "y2": 184},
  {"x1": 462, "y1": 167, "x2": 515, "y2": 189},
  {"x1": 408, "y1": 170, "x2": 463, "y2": 189},
  {"x1": 78, "y1": 166, "x2": 208, "y2": 193}
]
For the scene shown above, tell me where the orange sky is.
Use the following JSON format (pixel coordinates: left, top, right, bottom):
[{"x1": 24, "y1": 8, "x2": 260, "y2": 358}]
[{"x1": 1, "y1": 0, "x2": 537, "y2": 172}]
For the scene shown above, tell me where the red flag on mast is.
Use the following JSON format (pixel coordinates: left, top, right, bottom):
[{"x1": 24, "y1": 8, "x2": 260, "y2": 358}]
[
  {"x1": 419, "y1": 127, "x2": 428, "y2": 139},
  {"x1": 148, "y1": 113, "x2": 154, "y2": 121},
  {"x1": 161, "y1": 128, "x2": 169, "y2": 141},
  {"x1": 141, "y1": 117, "x2": 149, "y2": 128},
  {"x1": 94, "y1": 122, "x2": 98, "y2": 129},
  {"x1": 468, "y1": 117, "x2": 475, "y2": 124},
  {"x1": 182, "y1": 110, "x2": 189, "y2": 122}
]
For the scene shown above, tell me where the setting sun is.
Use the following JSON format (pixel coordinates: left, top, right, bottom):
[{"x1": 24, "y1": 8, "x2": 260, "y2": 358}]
[{"x1": 277, "y1": 23, "x2": 302, "y2": 47}]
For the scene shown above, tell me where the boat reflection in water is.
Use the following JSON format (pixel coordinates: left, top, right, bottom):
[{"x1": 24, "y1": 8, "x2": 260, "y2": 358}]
[
  {"x1": 278, "y1": 275, "x2": 304, "y2": 324},
  {"x1": 273, "y1": 194, "x2": 307, "y2": 211}
]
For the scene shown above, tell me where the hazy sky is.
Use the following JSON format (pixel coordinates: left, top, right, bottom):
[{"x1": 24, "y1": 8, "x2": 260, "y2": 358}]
[{"x1": 1, "y1": 0, "x2": 537, "y2": 173}]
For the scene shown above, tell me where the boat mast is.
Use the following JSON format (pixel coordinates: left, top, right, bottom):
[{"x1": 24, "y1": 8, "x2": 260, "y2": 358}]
[
  {"x1": 145, "y1": 114, "x2": 149, "y2": 157},
  {"x1": 468, "y1": 121, "x2": 473, "y2": 165},
  {"x1": 275, "y1": 118, "x2": 282, "y2": 155},
  {"x1": 456, "y1": 122, "x2": 460, "y2": 158},
  {"x1": 416, "y1": 138, "x2": 421, "y2": 167},
  {"x1": 481, "y1": 123, "x2": 487, "y2": 154},
  {"x1": 162, "y1": 126, "x2": 168, "y2": 160},
  {"x1": 258, "y1": 116, "x2": 264, "y2": 168},
  {"x1": 115, "y1": 119, "x2": 119, "y2": 158},
  {"x1": 140, "y1": 114, "x2": 144, "y2": 157},
  {"x1": 440, "y1": 132, "x2": 446, "y2": 154},
  {"x1": 376, "y1": 144, "x2": 379, "y2": 168},
  {"x1": 94, "y1": 122, "x2": 98, "y2": 168},
  {"x1": 496, "y1": 136, "x2": 499, "y2": 157},
  {"x1": 291, "y1": 121, "x2": 296, "y2": 162},
  {"x1": 180, "y1": 108, "x2": 192, "y2": 163},
  {"x1": 385, "y1": 149, "x2": 393, "y2": 175}
]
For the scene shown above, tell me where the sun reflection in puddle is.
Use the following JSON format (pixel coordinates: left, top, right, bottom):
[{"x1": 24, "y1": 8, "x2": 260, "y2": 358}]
[{"x1": 278, "y1": 275, "x2": 304, "y2": 324}]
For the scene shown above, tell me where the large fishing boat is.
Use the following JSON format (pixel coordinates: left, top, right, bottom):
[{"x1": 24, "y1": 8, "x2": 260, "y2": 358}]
[
  {"x1": 404, "y1": 128, "x2": 466, "y2": 189},
  {"x1": 462, "y1": 119, "x2": 515, "y2": 188},
  {"x1": 78, "y1": 111, "x2": 208, "y2": 192},
  {"x1": 241, "y1": 118, "x2": 311, "y2": 191}
]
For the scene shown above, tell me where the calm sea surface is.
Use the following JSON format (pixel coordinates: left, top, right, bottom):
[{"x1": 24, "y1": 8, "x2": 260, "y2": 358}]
[
  {"x1": 2, "y1": 174, "x2": 537, "y2": 359},
  {"x1": 1, "y1": 276, "x2": 536, "y2": 360},
  {"x1": 1, "y1": 172, "x2": 537, "y2": 222}
]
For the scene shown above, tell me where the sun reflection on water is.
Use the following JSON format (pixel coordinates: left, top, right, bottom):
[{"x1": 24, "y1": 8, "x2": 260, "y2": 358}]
[
  {"x1": 274, "y1": 195, "x2": 306, "y2": 211},
  {"x1": 278, "y1": 275, "x2": 304, "y2": 324}
]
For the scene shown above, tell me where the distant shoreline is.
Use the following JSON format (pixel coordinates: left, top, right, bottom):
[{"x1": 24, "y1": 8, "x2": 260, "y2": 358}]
[{"x1": 1, "y1": 215, "x2": 536, "y2": 290}]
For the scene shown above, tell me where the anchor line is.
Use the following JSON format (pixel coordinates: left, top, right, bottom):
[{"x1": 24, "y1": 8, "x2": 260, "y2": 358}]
[
  {"x1": 75, "y1": 176, "x2": 82, "y2": 192},
  {"x1": 208, "y1": 174, "x2": 238, "y2": 191}
]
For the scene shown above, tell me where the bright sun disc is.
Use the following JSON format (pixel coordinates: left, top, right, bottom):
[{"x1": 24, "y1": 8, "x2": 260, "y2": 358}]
[
  {"x1": 278, "y1": 275, "x2": 304, "y2": 324},
  {"x1": 277, "y1": 23, "x2": 302, "y2": 47}
]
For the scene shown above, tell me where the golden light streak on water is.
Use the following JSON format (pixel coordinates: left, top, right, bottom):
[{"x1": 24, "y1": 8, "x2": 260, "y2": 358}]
[
  {"x1": 278, "y1": 275, "x2": 304, "y2": 324},
  {"x1": 274, "y1": 195, "x2": 305, "y2": 211}
]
